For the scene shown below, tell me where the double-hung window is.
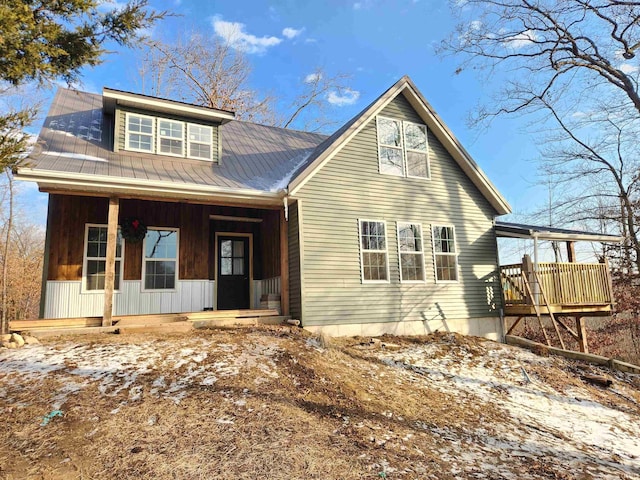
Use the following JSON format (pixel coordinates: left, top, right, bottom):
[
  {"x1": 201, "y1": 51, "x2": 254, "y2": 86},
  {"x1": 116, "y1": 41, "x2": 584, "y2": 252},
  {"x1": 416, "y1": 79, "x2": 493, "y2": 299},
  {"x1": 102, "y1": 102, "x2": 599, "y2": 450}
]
[
  {"x1": 143, "y1": 228, "x2": 178, "y2": 290},
  {"x1": 83, "y1": 225, "x2": 123, "y2": 291},
  {"x1": 359, "y1": 220, "x2": 389, "y2": 282},
  {"x1": 188, "y1": 124, "x2": 213, "y2": 160},
  {"x1": 397, "y1": 223, "x2": 425, "y2": 282},
  {"x1": 158, "y1": 119, "x2": 184, "y2": 156},
  {"x1": 126, "y1": 113, "x2": 154, "y2": 152},
  {"x1": 377, "y1": 116, "x2": 429, "y2": 179},
  {"x1": 432, "y1": 225, "x2": 458, "y2": 282}
]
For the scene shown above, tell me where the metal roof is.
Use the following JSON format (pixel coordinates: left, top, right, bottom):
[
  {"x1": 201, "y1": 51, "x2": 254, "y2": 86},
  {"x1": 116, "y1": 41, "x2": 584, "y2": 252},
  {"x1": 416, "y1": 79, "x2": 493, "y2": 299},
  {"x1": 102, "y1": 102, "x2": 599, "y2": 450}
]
[
  {"x1": 495, "y1": 221, "x2": 623, "y2": 243},
  {"x1": 19, "y1": 88, "x2": 326, "y2": 196}
]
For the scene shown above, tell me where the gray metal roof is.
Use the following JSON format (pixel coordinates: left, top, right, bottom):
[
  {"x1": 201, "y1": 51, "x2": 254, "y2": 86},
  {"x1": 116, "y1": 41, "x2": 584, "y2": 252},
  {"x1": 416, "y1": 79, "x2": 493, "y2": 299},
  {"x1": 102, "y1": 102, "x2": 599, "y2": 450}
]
[
  {"x1": 23, "y1": 88, "x2": 326, "y2": 193},
  {"x1": 495, "y1": 221, "x2": 623, "y2": 243}
]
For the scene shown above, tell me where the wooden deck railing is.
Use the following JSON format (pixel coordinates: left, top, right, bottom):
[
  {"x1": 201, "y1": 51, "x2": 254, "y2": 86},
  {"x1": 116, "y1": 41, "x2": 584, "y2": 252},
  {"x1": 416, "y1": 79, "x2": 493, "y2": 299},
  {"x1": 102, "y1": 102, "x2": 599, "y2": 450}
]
[{"x1": 500, "y1": 261, "x2": 613, "y2": 307}]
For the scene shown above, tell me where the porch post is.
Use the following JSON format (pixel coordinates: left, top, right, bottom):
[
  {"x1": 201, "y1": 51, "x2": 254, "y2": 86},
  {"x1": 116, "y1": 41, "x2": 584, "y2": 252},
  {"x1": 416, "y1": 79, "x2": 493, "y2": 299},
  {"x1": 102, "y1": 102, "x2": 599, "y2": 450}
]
[
  {"x1": 566, "y1": 241, "x2": 576, "y2": 263},
  {"x1": 102, "y1": 196, "x2": 120, "y2": 327},
  {"x1": 576, "y1": 316, "x2": 589, "y2": 353},
  {"x1": 279, "y1": 208, "x2": 290, "y2": 316}
]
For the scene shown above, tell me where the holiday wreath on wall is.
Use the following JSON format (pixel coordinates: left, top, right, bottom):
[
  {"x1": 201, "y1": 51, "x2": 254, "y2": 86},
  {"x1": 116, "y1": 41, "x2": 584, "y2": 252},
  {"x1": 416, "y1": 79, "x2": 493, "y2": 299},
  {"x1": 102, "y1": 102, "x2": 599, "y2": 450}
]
[{"x1": 120, "y1": 217, "x2": 147, "y2": 243}]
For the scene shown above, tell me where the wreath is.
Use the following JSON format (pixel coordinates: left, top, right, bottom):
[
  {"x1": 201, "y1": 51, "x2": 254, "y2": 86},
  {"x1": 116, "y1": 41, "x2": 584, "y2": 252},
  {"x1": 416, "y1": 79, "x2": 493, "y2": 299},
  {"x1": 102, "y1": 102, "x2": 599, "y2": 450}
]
[{"x1": 120, "y1": 217, "x2": 147, "y2": 243}]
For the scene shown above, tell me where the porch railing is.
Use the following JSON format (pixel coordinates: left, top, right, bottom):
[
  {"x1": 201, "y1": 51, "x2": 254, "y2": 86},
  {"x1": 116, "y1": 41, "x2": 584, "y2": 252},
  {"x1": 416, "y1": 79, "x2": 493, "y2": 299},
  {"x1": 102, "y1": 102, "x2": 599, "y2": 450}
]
[{"x1": 500, "y1": 261, "x2": 613, "y2": 307}]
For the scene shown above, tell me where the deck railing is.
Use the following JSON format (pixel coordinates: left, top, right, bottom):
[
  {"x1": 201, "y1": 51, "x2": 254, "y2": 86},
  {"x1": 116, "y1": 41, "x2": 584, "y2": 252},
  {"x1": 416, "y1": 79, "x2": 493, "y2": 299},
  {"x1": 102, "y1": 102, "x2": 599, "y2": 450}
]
[{"x1": 500, "y1": 261, "x2": 613, "y2": 307}]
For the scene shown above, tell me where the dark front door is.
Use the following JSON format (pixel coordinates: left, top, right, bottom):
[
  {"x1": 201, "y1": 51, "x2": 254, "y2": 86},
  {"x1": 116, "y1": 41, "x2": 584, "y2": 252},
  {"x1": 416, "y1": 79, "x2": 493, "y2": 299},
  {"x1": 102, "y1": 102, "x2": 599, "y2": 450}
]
[{"x1": 217, "y1": 236, "x2": 250, "y2": 310}]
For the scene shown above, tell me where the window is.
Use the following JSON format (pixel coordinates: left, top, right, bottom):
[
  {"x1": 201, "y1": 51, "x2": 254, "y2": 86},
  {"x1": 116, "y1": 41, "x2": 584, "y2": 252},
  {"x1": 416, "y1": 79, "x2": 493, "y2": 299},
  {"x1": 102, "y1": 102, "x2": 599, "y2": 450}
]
[
  {"x1": 220, "y1": 239, "x2": 245, "y2": 275},
  {"x1": 158, "y1": 119, "x2": 184, "y2": 156},
  {"x1": 83, "y1": 225, "x2": 123, "y2": 291},
  {"x1": 188, "y1": 124, "x2": 213, "y2": 160},
  {"x1": 359, "y1": 220, "x2": 389, "y2": 282},
  {"x1": 404, "y1": 122, "x2": 429, "y2": 178},
  {"x1": 397, "y1": 223, "x2": 425, "y2": 282},
  {"x1": 123, "y1": 113, "x2": 214, "y2": 161},
  {"x1": 377, "y1": 116, "x2": 429, "y2": 179},
  {"x1": 432, "y1": 226, "x2": 458, "y2": 282},
  {"x1": 126, "y1": 113, "x2": 154, "y2": 152},
  {"x1": 143, "y1": 229, "x2": 178, "y2": 290},
  {"x1": 377, "y1": 117, "x2": 404, "y2": 176}
]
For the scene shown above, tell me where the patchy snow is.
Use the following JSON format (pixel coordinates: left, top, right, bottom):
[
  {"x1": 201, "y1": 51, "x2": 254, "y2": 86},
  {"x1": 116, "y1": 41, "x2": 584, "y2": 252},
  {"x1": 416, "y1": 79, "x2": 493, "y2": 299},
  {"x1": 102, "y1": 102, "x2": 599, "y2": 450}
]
[
  {"x1": 247, "y1": 148, "x2": 315, "y2": 192},
  {"x1": 42, "y1": 151, "x2": 108, "y2": 163},
  {"x1": 375, "y1": 340, "x2": 640, "y2": 479}
]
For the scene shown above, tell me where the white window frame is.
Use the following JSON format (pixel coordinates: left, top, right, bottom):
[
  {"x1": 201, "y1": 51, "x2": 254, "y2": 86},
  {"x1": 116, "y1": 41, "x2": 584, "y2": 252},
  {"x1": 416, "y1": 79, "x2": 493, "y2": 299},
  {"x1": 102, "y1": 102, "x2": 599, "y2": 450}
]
[
  {"x1": 358, "y1": 219, "x2": 390, "y2": 284},
  {"x1": 431, "y1": 224, "x2": 459, "y2": 284},
  {"x1": 187, "y1": 123, "x2": 214, "y2": 161},
  {"x1": 81, "y1": 223, "x2": 124, "y2": 293},
  {"x1": 377, "y1": 116, "x2": 405, "y2": 177},
  {"x1": 157, "y1": 118, "x2": 186, "y2": 157},
  {"x1": 124, "y1": 112, "x2": 155, "y2": 153},
  {"x1": 376, "y1": 116, "x2": 430, "y2": 180},
  {"x1": 141, "y1": 227, "x2": 180, "y2": 292},
  {"x1": 403, "y1": 121, "x2": 430, "y2": 179},
  {"x1": 397, "y1": 222, "x2": 426, "y2": 283}
]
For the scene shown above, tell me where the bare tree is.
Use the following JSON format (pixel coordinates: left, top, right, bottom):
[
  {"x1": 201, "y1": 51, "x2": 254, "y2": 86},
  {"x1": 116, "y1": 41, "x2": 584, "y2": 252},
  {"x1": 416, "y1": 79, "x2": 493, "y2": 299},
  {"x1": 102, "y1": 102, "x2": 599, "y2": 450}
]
[
  {"x1": 138, "y1": 33, "x2": 351, "y2": 132},
  {"x1": 440, "y1": 0, "x2": 640, "y2": 272}
]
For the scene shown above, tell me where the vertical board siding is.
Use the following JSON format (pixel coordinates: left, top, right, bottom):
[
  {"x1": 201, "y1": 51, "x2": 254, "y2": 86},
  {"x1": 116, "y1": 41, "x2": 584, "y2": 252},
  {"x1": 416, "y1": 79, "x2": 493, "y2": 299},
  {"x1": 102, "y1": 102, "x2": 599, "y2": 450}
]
[
  {"x1": 288, "y1": 202, "x2": 302, "y2": 319},
  {"x1": 294, "y1": 94, "x2": 502, "y2": 327},
  {"x1": 44, "y1": 280, "x2": 215, "y2": 318},
  {"x1": 252, "y1": 276, "x2": 281, "y2": 309},
  {"x1": 117, "y1": 108, "x2": 219, "y2": 163}
]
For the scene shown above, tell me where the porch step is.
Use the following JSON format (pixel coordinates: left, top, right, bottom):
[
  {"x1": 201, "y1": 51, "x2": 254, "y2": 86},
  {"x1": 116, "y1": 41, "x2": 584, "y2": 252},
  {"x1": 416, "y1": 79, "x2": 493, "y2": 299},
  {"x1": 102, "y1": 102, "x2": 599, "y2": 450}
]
[
  {"x1": 191, "y1": 315, "x2": 290, "y2": 329},
  {"x1": 113, "y1": 314, "x2": 188, "y2": 326},
  {"x1": 117, "y1": 321, "x2": 193, "y2": 335},
  {"x1": 10, "y1": 317, "x2": 102, "y2": 330},
  {"x1": 185, "y1": 309, "x2": 279, "y2": 320},
  {"x1": 21, "y1": 326, "x2": 120, "y2": 338}
]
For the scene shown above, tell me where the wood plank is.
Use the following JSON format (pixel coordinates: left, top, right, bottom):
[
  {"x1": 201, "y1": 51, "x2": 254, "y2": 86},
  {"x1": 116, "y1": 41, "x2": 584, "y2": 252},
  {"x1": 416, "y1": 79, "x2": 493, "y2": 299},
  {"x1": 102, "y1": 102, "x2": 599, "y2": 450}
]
[
  {"x1": 103, "y1": 196, "x2": 120, "y2": 327},
  {"x1": 114, "y1": 315, "x2": 188, "y2": 326},
  {"x1": 576, "y1": 316, "x2": 589, "y2": 354},
  {"x1": 280, "y1": 208, "x2": 290, "y2": 316},
  {"x1": 191, "y1": 315, "x2": 289, "y2": 329},
  {"x1": 118, "y1": 322, "x2": 193, "y2": 335},
  {"x1": 22, "y1": 326, "x2": 119, "y2": 338},
  {"x1": 184, "y1": 309, "x2": 279, "y2": 319},
  {"x1": 10, "y1": 317, "x2": 103, "y2": 329}
]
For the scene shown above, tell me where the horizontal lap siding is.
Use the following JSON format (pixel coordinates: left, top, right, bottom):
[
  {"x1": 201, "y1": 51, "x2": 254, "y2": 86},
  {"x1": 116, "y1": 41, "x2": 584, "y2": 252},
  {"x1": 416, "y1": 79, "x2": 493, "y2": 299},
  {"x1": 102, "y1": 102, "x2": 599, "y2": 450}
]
[{"x1": 296, "y1": 94, "x2": 501, "y2": 327}]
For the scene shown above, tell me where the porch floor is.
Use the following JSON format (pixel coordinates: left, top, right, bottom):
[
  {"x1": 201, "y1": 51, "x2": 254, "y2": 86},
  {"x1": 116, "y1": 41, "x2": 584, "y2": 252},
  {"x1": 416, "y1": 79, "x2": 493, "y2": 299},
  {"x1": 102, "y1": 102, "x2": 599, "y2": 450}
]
[{"x1": 9, "y1": 309, "x2": 290, "y2": 337}]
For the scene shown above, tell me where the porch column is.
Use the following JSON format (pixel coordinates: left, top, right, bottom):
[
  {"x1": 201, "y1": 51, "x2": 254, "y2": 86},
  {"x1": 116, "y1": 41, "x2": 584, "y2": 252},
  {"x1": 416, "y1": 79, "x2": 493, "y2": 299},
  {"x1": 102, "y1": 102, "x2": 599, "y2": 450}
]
[
  {"x1": 102, "y1": 196, "x2": 120, "y2": 326},
  {"x1": 566, "y1": 241, "x2": 576, "y2": 263},
  {"x1": 279, "y1": 208, "x2": 290, "y2": 316},
  {"x1": 576, "y1": 316, "x2": 589, "y2": 353}
]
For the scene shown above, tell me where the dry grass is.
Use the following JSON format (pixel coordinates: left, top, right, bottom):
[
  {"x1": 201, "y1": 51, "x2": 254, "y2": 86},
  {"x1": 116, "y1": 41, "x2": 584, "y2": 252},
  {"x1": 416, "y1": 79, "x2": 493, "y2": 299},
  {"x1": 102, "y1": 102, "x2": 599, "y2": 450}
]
[{"x1": 1, "y1": 326, "x2": 639, "y2": 479}]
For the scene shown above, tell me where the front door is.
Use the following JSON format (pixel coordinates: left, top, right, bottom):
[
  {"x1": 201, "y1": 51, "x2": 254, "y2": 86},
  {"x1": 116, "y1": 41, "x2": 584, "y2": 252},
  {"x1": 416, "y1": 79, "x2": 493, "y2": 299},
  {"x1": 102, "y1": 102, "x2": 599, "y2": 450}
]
[{"x1": 217, "y1": 236, "x2": 250, "y2": 310}]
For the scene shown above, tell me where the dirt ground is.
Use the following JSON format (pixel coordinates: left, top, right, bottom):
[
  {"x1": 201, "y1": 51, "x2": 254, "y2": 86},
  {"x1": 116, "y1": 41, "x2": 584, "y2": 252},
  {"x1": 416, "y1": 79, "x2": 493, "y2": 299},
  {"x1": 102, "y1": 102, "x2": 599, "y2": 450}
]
[{"x1": 1, "y1": 326, "x2": 639, "y2": 479}]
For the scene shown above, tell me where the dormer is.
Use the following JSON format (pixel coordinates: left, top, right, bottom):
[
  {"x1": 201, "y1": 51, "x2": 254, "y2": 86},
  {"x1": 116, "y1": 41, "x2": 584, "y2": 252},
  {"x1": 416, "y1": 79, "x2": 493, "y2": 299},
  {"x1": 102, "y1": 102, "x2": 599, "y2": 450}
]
[{"x1": 102, "y1": 88, "x2": 235, "y2": 163}]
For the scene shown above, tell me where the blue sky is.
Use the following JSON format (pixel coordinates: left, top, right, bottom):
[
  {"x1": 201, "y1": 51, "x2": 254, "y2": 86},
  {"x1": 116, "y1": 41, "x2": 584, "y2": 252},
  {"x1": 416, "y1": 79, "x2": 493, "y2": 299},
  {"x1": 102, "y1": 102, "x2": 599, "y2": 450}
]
[{"x1": 20, "y1": 0, "x2": 555, "y2": 257}]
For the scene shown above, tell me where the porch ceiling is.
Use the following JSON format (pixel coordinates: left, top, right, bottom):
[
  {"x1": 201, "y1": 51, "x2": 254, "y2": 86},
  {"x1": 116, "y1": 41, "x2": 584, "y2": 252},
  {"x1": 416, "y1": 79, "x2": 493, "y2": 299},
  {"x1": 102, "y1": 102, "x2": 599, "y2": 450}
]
[{"x1": 495, "y1": 221, "x2": 623, "y2": 243}]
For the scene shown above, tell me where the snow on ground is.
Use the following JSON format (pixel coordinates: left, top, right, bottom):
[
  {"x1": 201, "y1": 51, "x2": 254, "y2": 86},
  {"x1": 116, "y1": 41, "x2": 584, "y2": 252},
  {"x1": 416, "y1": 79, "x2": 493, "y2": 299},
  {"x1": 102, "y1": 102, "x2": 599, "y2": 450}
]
[{"x1": 376, "y1": 339, "x2": 640, "y2": 479}]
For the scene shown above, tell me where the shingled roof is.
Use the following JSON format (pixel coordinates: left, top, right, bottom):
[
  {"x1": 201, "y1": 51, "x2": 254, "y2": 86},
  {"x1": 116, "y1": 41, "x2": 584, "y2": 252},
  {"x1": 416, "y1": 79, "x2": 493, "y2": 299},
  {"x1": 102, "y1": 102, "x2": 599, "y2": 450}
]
[{"x1": 21, "y1": 88, "x2": 326, "y2": 194}]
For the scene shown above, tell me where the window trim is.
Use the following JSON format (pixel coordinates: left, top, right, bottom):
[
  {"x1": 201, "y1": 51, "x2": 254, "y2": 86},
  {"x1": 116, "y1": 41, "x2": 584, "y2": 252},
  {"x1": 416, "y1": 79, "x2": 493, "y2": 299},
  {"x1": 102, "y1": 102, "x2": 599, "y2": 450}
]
[
  {"x1": 141, "y1": 226, "x2": 180, "y2": 292},
  {"x1": 403, "y1": 120, "x2": 430, "y2": 180},
  {"x1": 157, "y1": 118, "x2": 186, "y2": 158},
  {"x1": 431, "y1": 224, "x2": 459, "y2": 284},
  {"x1": 187, "y1": 123, "x2": 214, "y2": 161},
  {"x1": 358, "y1": 219, "x2": 391, "y2": 284},
  {"x1": 396, "y1": 221, "x2": 427, "y2": 284},
  {"x1": 124, "y1": 112, "x2": 156, "y2": 153},
  {"x1": 376, "y1": 116, "x2": 430, "y2": 180},
  {"x1": 376, "y1": 116, "x2": 405, "y2": 177},
  {"x1": 81, "y1": 223, "x2": 124, "y2": 294}
]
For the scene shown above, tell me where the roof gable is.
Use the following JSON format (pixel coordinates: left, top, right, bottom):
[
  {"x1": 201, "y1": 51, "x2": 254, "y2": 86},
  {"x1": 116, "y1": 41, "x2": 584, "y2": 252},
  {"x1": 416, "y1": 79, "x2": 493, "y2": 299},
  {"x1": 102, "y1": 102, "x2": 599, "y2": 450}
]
[{"x1": 288, "y1": 76, "x2": 511, "y2": 215}]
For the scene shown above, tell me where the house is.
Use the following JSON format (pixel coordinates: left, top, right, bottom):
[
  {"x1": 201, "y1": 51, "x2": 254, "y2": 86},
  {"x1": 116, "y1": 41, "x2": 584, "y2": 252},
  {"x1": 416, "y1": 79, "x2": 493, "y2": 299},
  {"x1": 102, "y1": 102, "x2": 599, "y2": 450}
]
[{"x1": 18, "y1": 76, "x2": 538, "y2": 339}]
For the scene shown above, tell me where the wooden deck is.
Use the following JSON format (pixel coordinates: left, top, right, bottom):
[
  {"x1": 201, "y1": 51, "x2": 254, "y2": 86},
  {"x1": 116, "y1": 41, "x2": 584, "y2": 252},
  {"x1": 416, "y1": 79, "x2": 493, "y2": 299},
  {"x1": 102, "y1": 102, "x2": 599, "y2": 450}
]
[
  {"x1": 500, "y1": 261, "x2": 614, "y2": 316},
  {"x1": 9, "y1": 309, "x2": 291, "y2": 337}
]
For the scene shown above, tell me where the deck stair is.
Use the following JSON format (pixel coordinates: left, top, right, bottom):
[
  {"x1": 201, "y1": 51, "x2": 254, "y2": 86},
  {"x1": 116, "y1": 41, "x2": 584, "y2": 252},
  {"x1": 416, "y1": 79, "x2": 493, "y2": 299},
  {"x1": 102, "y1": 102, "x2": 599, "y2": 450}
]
[{"x1": 9, "y1": 309, "x2": 290, "y2": 337}]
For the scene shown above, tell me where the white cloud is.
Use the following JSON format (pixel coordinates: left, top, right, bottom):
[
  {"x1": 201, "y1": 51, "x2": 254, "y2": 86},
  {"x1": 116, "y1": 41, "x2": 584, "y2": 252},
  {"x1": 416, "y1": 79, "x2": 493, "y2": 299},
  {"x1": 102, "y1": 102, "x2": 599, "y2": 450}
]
[
  {"x1": 469, "y1": 20, "x2": 482, "y2": 31},
  {"x1": 503, "y1": 29, "x2": 538, "y2": 49},
  {"x1": 304, "y1": 72, "x2": 323, "y2": 84},
  {"x1": 619, "y1": 63, "x2": 639, "y2": 74},
  {"x1": 212, "y1": 16, "x2": 282, "y2": 54},
  {"x1": 327, "y1": 88, "x2": 360, "y2": 106},
  {"x1": 282, "y1": 27, "x2": 303, "y2": 39},
  {"x1": 304, "y1": 38, "x2": 318, "y2": 44}
]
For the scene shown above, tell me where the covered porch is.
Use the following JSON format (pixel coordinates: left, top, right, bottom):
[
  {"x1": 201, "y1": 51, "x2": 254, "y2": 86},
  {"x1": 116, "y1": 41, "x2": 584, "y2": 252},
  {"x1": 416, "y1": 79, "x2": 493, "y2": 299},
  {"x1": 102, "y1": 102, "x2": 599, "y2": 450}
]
[{"x1": 496, "y1": 221, "x2": 622, "y2": 352}]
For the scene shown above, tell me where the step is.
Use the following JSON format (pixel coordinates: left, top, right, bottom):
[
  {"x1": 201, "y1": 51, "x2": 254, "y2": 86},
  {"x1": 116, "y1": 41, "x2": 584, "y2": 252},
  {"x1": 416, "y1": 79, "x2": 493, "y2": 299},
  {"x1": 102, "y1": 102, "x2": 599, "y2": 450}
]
[
  {"x1": 10, "y1": 317, "x2": 103, "y2": 330},
  {"x1": 191, "y1": 315, "x2": 290, "y2": 329},
  {"x1": 114, "y1": 314, "x2": 188, "y2": 326},
  {"x1": 185, "y1": 309, "x2": 279, "y2": 320},
  {"x1": 23, "y1": 326, "x2": 120, "y2": 338},
  {"x1": 117, "y1": 321, "x2": 194, "y2": 335}
]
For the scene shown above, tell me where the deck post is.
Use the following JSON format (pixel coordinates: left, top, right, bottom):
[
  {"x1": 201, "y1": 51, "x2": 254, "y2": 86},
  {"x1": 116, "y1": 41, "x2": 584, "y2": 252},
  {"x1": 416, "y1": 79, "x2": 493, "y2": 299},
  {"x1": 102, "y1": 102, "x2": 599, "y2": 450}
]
[
  {"x1": 102, "y1": 196, "x2": 120, "y2": 327},
  {"x1": 566, "y1": 241, "x2": 576, "y2": 263},
  {"x1": 575, "y1": 315, "x2": 589, "y2": 353},
  {"x1": 279, "y1": 208, "x2": 290, "y2": 316}
]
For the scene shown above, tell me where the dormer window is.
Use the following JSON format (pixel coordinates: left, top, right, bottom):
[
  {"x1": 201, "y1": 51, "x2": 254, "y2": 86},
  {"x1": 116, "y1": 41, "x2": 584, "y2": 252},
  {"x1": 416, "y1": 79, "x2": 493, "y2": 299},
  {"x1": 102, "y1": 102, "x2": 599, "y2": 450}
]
[{"x1": 123, "y1": 112, "x2": 214, "y2": 161}]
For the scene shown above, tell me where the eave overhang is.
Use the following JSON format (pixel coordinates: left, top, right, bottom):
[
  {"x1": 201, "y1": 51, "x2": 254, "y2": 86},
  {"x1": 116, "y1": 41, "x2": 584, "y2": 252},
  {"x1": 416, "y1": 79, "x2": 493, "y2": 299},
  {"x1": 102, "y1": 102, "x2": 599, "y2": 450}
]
[{"x1": 495, "y1": 221, "x2": 623, "y2": 243}]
